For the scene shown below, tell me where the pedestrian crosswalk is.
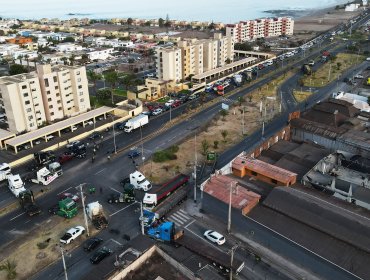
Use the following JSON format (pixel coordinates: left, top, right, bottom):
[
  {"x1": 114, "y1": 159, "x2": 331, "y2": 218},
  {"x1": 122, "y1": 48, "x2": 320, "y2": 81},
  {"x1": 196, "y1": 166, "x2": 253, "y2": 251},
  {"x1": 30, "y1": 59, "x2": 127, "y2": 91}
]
[{"x1": 167, "y1": 209, "x2": 192, "y2": 227}]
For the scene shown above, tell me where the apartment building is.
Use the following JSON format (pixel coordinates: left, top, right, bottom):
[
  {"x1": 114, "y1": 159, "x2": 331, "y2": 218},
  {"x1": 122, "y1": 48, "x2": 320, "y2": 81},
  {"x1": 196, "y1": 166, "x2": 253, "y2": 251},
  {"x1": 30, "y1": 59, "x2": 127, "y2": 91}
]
[
  {"x1": 0, "y1": 64, "x2": 90, "y2": 133},
  {"x1": 226, "y1": 17, "x2": 294, "y2": 43},
  {"x1": 0, "y1": 73, "x2": 47, "y2": 133},
  {"x1": 155, "y1": 34, "x2": 233, "y2": 82}
]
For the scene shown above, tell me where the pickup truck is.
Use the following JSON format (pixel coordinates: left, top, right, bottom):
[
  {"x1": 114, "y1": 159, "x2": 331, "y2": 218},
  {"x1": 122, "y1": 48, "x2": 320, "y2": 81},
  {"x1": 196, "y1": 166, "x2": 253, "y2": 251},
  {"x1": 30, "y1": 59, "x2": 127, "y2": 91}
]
[{"x1": 60, "y1": 226, "x2": 85, "y2": 244}]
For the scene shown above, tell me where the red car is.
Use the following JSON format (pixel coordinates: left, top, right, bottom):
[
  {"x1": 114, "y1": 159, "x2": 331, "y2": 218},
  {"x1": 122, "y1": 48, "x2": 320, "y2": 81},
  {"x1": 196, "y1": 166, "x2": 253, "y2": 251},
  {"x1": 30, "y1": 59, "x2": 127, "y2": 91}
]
[
  {"x1": 58, "y1": 153, "x2": 74, "y2": 164},
  {"x1": 171, "y1": 100, "x2": 182, "y2": 108},
  {"x1": 59, "y1": 192, "x2": 80, "y2": 202},
  {"x1": 258, "y1": 64, "x2": 264, "y2": 70}
]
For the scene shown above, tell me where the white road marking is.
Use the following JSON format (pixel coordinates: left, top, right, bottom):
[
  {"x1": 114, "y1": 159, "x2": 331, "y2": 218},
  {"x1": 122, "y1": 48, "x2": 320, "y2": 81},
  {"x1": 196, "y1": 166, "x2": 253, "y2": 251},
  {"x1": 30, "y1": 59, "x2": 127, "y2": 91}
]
[
  {"x1": 167, "y1": 217, "x2": 184, "y2": 226},
  {"x1": 175, "y1": 211, "x2": 189, "y2": 220},
  {"x1": 9, "y1": 228, "x2": 16, "y2": 232},
  {"x1": 94, "y1": 168, "x2": 106, "y2": 175},
  {"x1": 25, "y1": 220, "x2": 31, "y2": 224},
  {"x1": 185, "y1": 227, "x2": 224, "y2": 253},
  {"x1": 109, "y1": 202, "x2": 138, "y2": 217},
  {"x1": 57, "y1": 186, "x2": 74, "y2": 195},
  {"x1": 184, "y1": 219, "x2": 196, "y2": 228},
  {"x1": 110, "y1": 238, "x2": 122, "y2": 246},
  {"x1": 170, "y1": 213, "x2": 188, "y2": 223},
  {"x1": 110, "y1": 187, "x2": 122, "y2": 194},
  {"x1": 178, "y1": 209, "x2": 188, "y2": 215},
  {"x1": 9, "y1": 212, "x2": 25, "y2": 221}
]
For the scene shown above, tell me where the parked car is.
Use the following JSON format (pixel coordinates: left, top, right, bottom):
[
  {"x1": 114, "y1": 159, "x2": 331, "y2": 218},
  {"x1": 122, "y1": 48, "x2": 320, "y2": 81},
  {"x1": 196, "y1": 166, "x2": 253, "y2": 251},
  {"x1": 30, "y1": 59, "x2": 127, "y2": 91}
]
[
  {"x1": 90, "y1": 247, "x2": 112, "y2": 264},
  {"x1": 60, "y1": 226, "x2": 85, "y2": 244},
  {"x1": 171, "y1": 100, "x2": 181, "y2": 108},
  {"x1": 152, "y1": 108, "x2": 163, "y2": 116},
  {"x1": 203, "y1": 230, "x2": 226, "y2": 245},
  {"x1": 354, "y1": 74, "x2": 364, "y2": 79},
  {"x1": 308, "y1": 60, "x2": 315, "y2": 66},
  {"x1": 83, "y1": 238, "x2": 103, "y2": 252},
  {"x1": 128, "y1": 149, "x2": 141, "y2": 158},
  {"x1": 66, "y1": 141, "x2": 81, "y2": 149},
  {"x1": 46, "y1": 135, "x2": 55, "y2": 141},
  {"x1": 59, "y1": 192, "x2": 80, "y2": 202},
  {"x1": 58, "y1": 152, "x2": 74, "y2": 164},
  {"x1": 89, "y1": 132, "x2": 101, "y2": 140},
  {"x1": 165, "y1": 99, "x2": 175, "y2": 107}
]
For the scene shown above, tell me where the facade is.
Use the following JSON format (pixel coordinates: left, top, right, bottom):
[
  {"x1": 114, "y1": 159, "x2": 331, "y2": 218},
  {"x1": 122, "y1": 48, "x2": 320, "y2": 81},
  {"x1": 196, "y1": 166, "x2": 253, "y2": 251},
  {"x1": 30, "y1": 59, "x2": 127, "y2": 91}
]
[
  {"x1": 5, "y1": 36, "x2": 33, "y2": 45},
  {"x1": 155, "y1": 34, "x2": 233, "y2": 82},
  {"x1": 0, "y1": 64, "x2": 90, "y2": 133},
  {"x1": 86, "y1": 48, "x2": 114, "y2": 60},
  {"x1": 226, "y1": 17, "x2": 294, "y2": 43}
]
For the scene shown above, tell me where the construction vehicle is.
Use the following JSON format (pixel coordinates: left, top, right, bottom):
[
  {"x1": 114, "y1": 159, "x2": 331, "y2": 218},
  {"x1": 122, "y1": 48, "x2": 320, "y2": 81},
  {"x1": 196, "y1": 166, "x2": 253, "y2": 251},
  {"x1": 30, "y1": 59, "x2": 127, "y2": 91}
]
[
  {"x1": 49, "y1": 197, "x2": 78, "y2": 219},
  {"x1": 107, "y1": 183, "x2": 136, "y2": 203},
  {"x1": 127, "y1": 171, "x2": 151, "y2": 191},
  {"x1": 0, "y1": 163, "x2": 11, "y2": 181},
  {"x1": 146, "y1": 222, "x2": 245, "y2": 275},
  {"x1": 19, "y1": 190, "x2": 41, "y2": 216},
  {"x1": 86, "y1": 201, "x2": 108, "y2": 230},
  {"x1": 8, "y1": 174, "x2": 26, "y2": 197},
  {"x1": 142, "y1": 174, "x2": 189, "y2": 226},
  {"x1": 29, "y1": 162, "x2": 62, "y2": 185},
  {"x1": 124, "y1": 114, "x2": 149, "y2": 133}
]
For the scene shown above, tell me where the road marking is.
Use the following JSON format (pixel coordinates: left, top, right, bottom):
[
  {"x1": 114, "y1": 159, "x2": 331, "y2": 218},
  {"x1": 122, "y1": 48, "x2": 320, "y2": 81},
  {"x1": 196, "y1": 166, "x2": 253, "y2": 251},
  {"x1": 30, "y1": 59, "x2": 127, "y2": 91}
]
[
  {"x1": 110, "y1": 187, "x2": 122, "y2": 194},
  {"x1": 110, "y1": 238, "x2": 122, "y2": 246},
  {"x1": 184, "y1": 219, "x2": 196, "y2": 228},
  {"x1": 9, "y1": 212, "x2": 25, "y2": 221},
  {"x1": 167, "y1": 217, "x2": 184, "y2": 226},
  {"x1": 170, "y1": 213, "x2": 188, "y2": 223},
  {"x1": 9, "y1": 228, "x2": 16, "y2": 232},
  {"x1": 109, "y1": 202, "x2": 138, "y2": 217},
  {"x1": 185, "y1": 227, "x2": 225, "y2": 253},
  {"x1": 25, "y1": 220, "x2": 31, "y2": 224},
  {"x1": 175, "y1": 211, "x2": 189, "y2": 220},
  {"x1": 94, "y1": 168, "x2": 106, "y2": 175},
  {"x1": 178, "y1": 209, "x2": 188, "y2": 215},
  {"x1": 57, "y1": 186, "x2": 74, "y2": 195}
]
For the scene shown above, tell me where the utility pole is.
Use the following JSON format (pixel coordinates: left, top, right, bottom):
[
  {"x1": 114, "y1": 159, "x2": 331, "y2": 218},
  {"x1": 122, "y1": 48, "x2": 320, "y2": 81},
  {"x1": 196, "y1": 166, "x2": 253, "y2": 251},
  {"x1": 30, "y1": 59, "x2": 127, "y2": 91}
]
[
  {"x1": 230, "y1": 244, "x2": 238, "y2": 280},
  {"x1": 140, "y1": 201, "x2": 145, "y2": 235},
  {"x1": 194, "y1": 133, "x2": 197, "y2": 203},
  {"x1": 60, "y1": 245, "x2": 69, "y2": 280},
  {"x1": 77, "y1": 184, "x2": 90, "y2": 237},
  {"x1": 140, "y1": 124, "x2": 144, "y2": 168},
  {"x1": 227, "y1": 182, "x2": 234, "y2": 233},
  {"x1": 112, "y1": 116, "x2": 117, "y2": 154},
  {"x1": 262, "y1": 121, "x2": 265, "y2": 138}
]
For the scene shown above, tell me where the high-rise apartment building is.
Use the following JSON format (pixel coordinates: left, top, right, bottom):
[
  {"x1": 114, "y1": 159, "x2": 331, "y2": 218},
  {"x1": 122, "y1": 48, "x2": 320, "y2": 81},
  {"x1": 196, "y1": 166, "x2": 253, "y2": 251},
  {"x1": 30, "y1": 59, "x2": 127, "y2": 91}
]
[
  {"x1": 0, "y1": 64, "x2": 90, "y2": 133},
  {"x1": 155, "y1": 34, "x2": 233, "y2": 82},
  {"x1": 226, "y1": 17, "x2": 294, "y2": 43}
]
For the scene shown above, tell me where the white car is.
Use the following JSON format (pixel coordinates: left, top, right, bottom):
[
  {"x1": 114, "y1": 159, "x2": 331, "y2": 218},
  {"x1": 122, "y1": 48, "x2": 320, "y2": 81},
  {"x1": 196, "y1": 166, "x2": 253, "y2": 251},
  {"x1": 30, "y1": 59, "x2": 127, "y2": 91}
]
[
  {"x1": 60, "y1": 226, "x2": 85, "y2": 244},
  {"x1": 165, "y1": 99, "x2": 175, "y2": 107},
  {"x1": 366, "y1": 57, "x2": 370, "y2": 61},
  {"x1": 204, "y1": 230, "x2": 226, "y2": 245},
  {"x1": 354, "y1": 74, "x2": 364, "y2": 79},
  {"x1": 45, "y1": 135, "x2": 55, "y2": 141},
  {"x1": 152, "y1": 108, "x2": 163, "y2": 116}
]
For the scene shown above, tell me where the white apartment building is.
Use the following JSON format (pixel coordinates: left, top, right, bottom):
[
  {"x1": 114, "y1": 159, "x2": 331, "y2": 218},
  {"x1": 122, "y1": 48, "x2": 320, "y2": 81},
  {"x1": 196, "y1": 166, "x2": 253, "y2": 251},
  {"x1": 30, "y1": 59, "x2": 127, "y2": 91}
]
[
  {"x1": 56, "y1": 43, "x2": 84, "y2": 53},
  {"x1": 0, "y1": 64, "x2": 90, "y2": 133},
  {"x1": 0, "y1": 44, "x2": 21, "y2": 57},
  {"x1": 226, "y1": 17, "x2": 294, "y2": 43},
  {"x1": 0, "y1": 73, "x2": 47, "y2": 133},
  {"x1": 86, "y1": 48, "x2": 115, "y2": 61},
  {"x1": 155, "y1": 34, "x2": 233, "y2": 82}
]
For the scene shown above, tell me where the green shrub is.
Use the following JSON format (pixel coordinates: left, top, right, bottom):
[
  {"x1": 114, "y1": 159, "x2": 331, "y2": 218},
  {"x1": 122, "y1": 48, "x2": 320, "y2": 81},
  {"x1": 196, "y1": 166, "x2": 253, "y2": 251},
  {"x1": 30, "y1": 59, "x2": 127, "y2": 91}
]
[{"x1": 153, "y1": 145, "x2": 179, "y2": 162}]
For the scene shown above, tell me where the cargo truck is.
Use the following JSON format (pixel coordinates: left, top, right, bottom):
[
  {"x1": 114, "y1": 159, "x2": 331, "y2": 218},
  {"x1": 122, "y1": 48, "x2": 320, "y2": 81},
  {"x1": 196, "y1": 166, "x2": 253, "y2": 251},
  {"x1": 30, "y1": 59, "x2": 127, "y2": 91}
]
[
  {"x1": 0, "y1": 163, "x2": 11, "y2": 181},
  {"x1": 86, "y1": 202, "x2": 108, "y2": 230},
  {"x1": 8, "y1": 174, "x2": 26, "y2": 197},
  {"x1": 147, "y1": 222, "x2": 245, "y2": 275},
  {"x1": 124, "y1": 114, "x2": 149, "y2": 133},
  {"x1": 128, "y1": 171, "x2": 151, "y2": 191},
  {"x1": 19, "y1": 190, "x2": 41, "y2": 216}
]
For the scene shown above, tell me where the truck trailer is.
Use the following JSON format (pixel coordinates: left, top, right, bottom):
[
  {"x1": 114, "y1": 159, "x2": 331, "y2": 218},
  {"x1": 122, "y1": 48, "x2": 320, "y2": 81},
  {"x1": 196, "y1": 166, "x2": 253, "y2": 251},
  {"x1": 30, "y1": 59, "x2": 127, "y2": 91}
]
[
  {"x1": 124, "y1": 114, "x2": 149, "y2": 133},
  {"x1": 86, "y1": 201, "x2": 108, "y2": 230},
  {"x1": 0, "y1": 163, "x2": 11, "y2": 181}
]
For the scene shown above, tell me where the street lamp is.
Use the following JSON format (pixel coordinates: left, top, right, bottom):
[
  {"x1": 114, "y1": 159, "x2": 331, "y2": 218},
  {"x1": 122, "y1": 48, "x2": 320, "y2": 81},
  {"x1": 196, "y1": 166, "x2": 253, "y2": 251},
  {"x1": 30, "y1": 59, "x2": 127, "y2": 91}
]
[
  {"x1": 76, "y1": 183, "x2": 90, "y2": 237},
  {"x1": 112, "y1": 116, "x2": 117, "y2": 154},
  {"x1": 194, "y1": 133, "x2": 197, "y2": 203},
  {"x1": 227, "y1": 181, "x2": 236, "y2": 234},
  {"x1": 229, "y1": 244, "x2": 239, "y2": 280},
  {"x1": 59, "y1": 245, "x2": 69, "y2": 280}
]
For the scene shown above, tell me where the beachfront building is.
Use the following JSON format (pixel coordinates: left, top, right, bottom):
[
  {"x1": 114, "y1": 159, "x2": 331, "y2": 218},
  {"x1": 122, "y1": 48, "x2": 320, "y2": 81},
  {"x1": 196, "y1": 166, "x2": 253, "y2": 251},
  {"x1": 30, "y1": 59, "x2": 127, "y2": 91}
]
[
  {"x1": 226, "y1": 17, "x2": 294, "y2": 43},
  {"x1": 0, "y1": 64, "x2": 90, "y2": 133},
  {"x1": 155, "y1": 33, "x2": 233, "y2": 82}
]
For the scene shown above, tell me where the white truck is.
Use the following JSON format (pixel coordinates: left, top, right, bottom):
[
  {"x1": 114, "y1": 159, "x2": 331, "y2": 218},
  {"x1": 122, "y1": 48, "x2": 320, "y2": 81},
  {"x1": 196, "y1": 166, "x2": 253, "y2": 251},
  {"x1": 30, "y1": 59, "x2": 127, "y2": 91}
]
[
  {"x1": 86, "y1": 202, "x2": 108, "y2": 230},
  {"x1": 30, "y1": 162, "x2": 62, "y2": 185},
  {"x1": 124, "y1": 114, "x2": 149, "y2": 133},
  {"x1": 60, "y1": 226, "x2": 85, "y2": 244},
  {"x1": 233, "y1": 74, "x2": 243, "y2": 85},
  {"x1": 8, "y1": 174, "x2": 26, "y2": 197},
  {"x1": 0, "y1": 163, "x2": 11, "y2": 181},
  {"x1": 129, "y1": 171, "x2": 151, "y2": 191}
]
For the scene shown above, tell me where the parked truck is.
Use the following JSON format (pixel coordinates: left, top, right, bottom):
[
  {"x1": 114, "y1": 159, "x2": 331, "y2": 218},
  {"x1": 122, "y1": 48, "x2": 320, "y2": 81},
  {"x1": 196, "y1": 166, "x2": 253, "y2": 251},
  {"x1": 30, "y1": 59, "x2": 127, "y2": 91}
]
[
  {"x1": 49, "y1": 197, "x2": 78, "y2": 219},
  {"x1": 107, "y1": 183, "x2": 136, "y2": 203},
  {"x1": 0, "y1": 163, "x2": 11, "y2": 181},
  {"x1": 86, "y1": 201, "x2": 108, "y2": 230},
  {"x1": 128, "y1": 171, "x2": 151, "y2": 191},
  {"x1": 124, "y1": 114, "x2": 149, "y2": 133},
  {"x1": 147, "y1": 222, "x2": 245, "y2": 275},
  {"x1": 8, "y1": 174, "x2": 26, "y2": 197},
  {"x1": 29, "y1": 162, "x2": 62, "y2": 185},
  {"x1": 60, "y1": 226, "x2": 85, "y2": 244},
  {"x1": 19, "y1": 190, "x2": 41, "y2": 216},
  {"x1": 28, "y1": 151, "x2": 56, "y2": 171}
]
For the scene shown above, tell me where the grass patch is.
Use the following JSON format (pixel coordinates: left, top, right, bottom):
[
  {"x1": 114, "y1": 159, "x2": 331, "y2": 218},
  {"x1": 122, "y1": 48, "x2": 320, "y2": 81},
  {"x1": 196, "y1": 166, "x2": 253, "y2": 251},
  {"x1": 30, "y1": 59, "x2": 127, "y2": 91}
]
[
  {"x1": 157, "y1": 96, "x2": 171, "y2": 103},
  {"x1": 36, "y1": 242, "x2": 49, "y2": 250},
  {"x1": 113, "y1": 88, "x2": 127, "y2": 97},
  {"x1": 293, "y1": 90, "x2": 312, "y2": 103},
  {"x1": 302, "y1": 53, "x2": 365, "y2": 87},
  {"x1": 90, "y1": 96, "x2": 112, "y2": 107},
  {"x1": 153, "y1": 145, "x2": 179, "y2": 162}
]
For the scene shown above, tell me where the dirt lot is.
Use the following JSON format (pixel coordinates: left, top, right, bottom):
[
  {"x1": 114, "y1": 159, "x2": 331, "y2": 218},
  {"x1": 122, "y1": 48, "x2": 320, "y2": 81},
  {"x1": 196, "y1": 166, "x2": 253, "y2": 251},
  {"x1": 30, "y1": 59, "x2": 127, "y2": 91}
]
[
  {"x1": 0, "y1": 213, "x2": 97, "y2": 280},
  {"x1": 141, "y1": 72, "x2": 295, "y2": 184},
  {"x1": 293, "y1": 90, "x2": 312, "y2": 103},
  {"x1": 302, "y1": 53, "x2": 365, "y2": 87}
]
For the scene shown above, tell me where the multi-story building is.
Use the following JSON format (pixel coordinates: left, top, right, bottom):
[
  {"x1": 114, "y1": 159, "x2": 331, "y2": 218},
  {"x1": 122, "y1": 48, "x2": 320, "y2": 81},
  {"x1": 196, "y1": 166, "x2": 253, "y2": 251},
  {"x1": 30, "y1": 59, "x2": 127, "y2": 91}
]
[
  {"x1": 0, "y1": 64, "x2": 90, "y2": 133},
  {"x1": 226, "y1": 17, "x2": 294, "y2": 43},
  {"x1": 155, "y1": 34, "x2": 233, "y2": 82}
]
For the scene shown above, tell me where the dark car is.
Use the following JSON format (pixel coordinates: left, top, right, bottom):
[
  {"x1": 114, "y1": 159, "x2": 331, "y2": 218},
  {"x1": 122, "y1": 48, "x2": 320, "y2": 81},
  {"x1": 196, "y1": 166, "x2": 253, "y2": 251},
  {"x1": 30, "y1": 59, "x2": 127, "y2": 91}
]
[
  {"x1": 128, "y1": 150, "x2": 141, "y2": 159},
  {"x1": 90, "y1": 247, "x2": 112, "y2": 264},
  {"x1": 83, "y1": 237, "x2": 103, "y2": 252},
  {"x1": 58, "y1": 152, "x2": 74, "y2": 164},
  {"x1": 89, "y1": 132, "x2": 101, "y2": 140},
  {"x1": 48, "y1": 205, "x2": 59, "y2": 215},
  {"x1": 178, "y1": 95, "x2": 189, "y2": 103}
]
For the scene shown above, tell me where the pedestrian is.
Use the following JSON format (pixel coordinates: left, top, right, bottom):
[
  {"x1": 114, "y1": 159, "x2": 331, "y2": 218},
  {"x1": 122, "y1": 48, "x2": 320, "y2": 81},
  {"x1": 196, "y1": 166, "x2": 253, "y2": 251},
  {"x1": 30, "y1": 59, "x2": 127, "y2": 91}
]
[{"x1": 100, "y1": 187, "x2": 103, "y2": 194}]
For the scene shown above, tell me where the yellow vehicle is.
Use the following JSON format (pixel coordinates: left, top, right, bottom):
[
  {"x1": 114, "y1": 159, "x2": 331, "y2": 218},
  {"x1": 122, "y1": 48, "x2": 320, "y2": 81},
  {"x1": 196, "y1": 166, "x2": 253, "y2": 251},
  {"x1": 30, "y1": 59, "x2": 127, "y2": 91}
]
[{"x1": 367, "y1": 77, "x2": 370, "y2": 86}]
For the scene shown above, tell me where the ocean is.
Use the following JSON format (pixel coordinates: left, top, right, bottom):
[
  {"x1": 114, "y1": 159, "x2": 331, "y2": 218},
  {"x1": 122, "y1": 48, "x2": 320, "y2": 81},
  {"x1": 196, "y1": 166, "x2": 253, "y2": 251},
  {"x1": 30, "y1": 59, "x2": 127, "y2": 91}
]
[{"x1": 1, "y1": 0, "x2": 349, "y2": 22}]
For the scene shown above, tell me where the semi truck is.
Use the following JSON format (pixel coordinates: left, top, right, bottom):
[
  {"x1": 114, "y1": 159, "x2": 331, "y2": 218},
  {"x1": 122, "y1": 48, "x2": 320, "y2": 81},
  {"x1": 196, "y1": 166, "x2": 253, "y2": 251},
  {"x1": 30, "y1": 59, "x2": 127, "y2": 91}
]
[
  {"x1": 107, "y1": 183, "x2": 136, "y2": 203},
  {"x1": 128, "y1": 171, "x2": 151, "y2": 191},
  {"x1": 142, "y1": 174, "x2": 189, "y2": 226},
  {"x1": 19, "y1": 190, "x2": 41, "y2": 216},
  {"x1": 0, "y1": 163, "x2": 11, "y2": 181},
  {"x1": 124, "y1": 114, "x2": 149, "y2": 133},
  {"x1": 8, "y1": 174, "x2": 26, "y2": 197},
  {"x1": 28, "y1": 162, "x2": 62, "y2": 185},
  {"x1": 49, "y1": 197, "x2": 78, "y2": 219},
  {"x1": 147, "y1": 222, "x2": 245, "y2": 275},
  {"x1": 28, "y1": 151, "x2": 56, "y2": 171},
  {"x1": 86, "y1": 202, "x2": 108, "y2": 230}
]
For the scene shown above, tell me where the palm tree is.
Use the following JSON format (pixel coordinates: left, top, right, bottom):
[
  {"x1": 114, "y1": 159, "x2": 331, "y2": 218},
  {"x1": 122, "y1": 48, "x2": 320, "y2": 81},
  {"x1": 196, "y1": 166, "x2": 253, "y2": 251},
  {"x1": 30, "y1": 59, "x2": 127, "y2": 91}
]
[
  {"x1": 17, "y1": 55, "x2": 23, "y2": 65},
  {"x1": 87, "y1": 70, "x2": 102, "y2": 94},
  {"x1": 119, "y1": 73, "x2": 136, "y2": 90},
  {"x1": 104, "y1": 71, "x2": 119, "y2": 104},
  {"x1": 24, "y1": 54, "x2": 30, "y2": 71},
  {"x1": 0, "y1": 259, "x2": 17, "y2": 279}
]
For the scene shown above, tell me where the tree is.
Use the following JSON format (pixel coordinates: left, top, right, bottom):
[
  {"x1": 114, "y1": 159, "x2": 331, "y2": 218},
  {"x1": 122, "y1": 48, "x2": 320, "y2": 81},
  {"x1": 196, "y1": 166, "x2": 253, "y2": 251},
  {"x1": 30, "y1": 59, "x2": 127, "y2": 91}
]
[
  {"x1": 63, "y1": 37, "x2": 75, "y2": 43},
  {"x1": 9, "y1": 64, "x2": 27, "y2": 75},
  {"x1": 61, "y1": 57, "x2": 68, "y2": 65},
  {"x1": 208, "y1": 21, "x2": 215, "y2": 30},
  {"x1": 81, "y1": 53, "x2": 89, "y2": 63},
  {"x1": 96, "y1": 88, "x2": 111, "y2": 101},
  {"x1": 336, "y1": 62, "x2": 342, "y2": 70},
  {"x1": 69, "y1": 54, "x2": 75, "y2": 66},
  {"x1": 225, "y1": 58, "x2": 231, "y2": 64},
  {"x1": 0, "y1": 259, "x2": 17, "y2": 280},
  {"x1": 221, "y1": 130, "x2": 228, "y2": 143},
  {"x1": 145, "y1": 21, "x2": 151, "y2": 26},
  {"x1": 17, "y1": 55, "x2": 23, "y2": 65},
  {"x1": 127, "y1": 18, "x2": 133, "y2": 29},
  {"x1": 158, "y1": 18, "x2": 165, "y2": 27},
  {"x1": 213, "y1": 140, "x2": 219, "y2": 149},
  {"x1": 87, "y1": 70, "x2": 102, "y2": 94},
  {"x1": 24, "y1": 54, "x2": 30, "y2": 71},
  {"x1": 201, "y1": 139, "x2": 210, "y2": 155},
  {"x1": 120, "y1": 73, "x2": 136, "y2": 90}
]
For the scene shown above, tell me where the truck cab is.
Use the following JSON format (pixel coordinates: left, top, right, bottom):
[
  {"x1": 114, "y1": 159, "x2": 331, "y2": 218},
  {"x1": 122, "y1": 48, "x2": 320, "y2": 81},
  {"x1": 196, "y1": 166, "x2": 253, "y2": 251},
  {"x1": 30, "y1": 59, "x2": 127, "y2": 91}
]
[
  {"x1": 19, "y1": 190, "x2": 41, "y2": 216},
  {"x1": 129, "y1": 171, "x2": 151, "y2": 191},
  {"x1": 8, "y1": 174, "x2": 26, "y2": 197}
]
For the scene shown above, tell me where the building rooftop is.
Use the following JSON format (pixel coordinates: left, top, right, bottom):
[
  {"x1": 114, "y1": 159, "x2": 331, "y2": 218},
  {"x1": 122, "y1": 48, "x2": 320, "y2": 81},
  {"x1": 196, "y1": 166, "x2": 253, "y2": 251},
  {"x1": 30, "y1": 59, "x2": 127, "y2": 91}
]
[
  {"x1": 290, "y1": 118, "x2": 347, "y2": 139},
  {"x1": 203, "y1": 174, "x2": 261, "y2": 215}
]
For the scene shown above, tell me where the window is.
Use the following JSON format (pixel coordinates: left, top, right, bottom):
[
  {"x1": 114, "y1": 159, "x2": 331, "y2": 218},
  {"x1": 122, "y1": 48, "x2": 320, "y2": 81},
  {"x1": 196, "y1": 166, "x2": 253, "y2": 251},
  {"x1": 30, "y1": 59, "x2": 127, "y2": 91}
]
[
  {"x1": 30, "y1": 81, "x2": 35, "y2": 84},
  {"x1": 48, "y1": 98, "x2": 52, "y2": 101},
  {"x1": 76, "y1": 71, "x2": 80, "y2": 75},
  {"x1": 26, "y1": 108, "x2": 32, "y2": 112},
  {"x1": 78, "y1": 85, "x2": 82, "y2": 89},
  {"x1": 34, "y1": 103, "x2": 39, "y2": 107},
  {"x1": 53, "y1": 76, "x2": 57, "y2": 82},
  {"x1": 23, "y1": 93, "x2": 29, "y2": 97},
  {"x1": 57, "y1": 100, "x2": 61, "y2": 104},
  {"x1": 47, "y1": 90, "x2": 50, "y2": 95},
  {"x1": 44, "y1": 78, "x2": 49, "y2": 87},
  {"x1": 55, "y1": 86, "x2": 59, "y2": 90},
  {"x1": 50, "y1": 112, "x2": 54, "y2": 116},
  {"x1": 80, "y1": 98, "x2": 84, "y2": 102},
  {"x1": 49, "y1": 105, "x2": 53, "y2": 109},
  {"x1": 79, "y1": 92, "x2": 84, "y2": 96},
  {"x1": 25, "y1": 101, "x2": 30, "y2": 105},
  {"x1": 29, "y1": 123, "x2": 34, "y2": 127},
  {"x1": 77, "y1": 78, "x2": 81, "y2": 82},
  {"x1": 37, "y1": 117, "x2": 42, "y2": 121},
  {"x1": 22, "y1": 85, "x2": 27, "y2": 89}
]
